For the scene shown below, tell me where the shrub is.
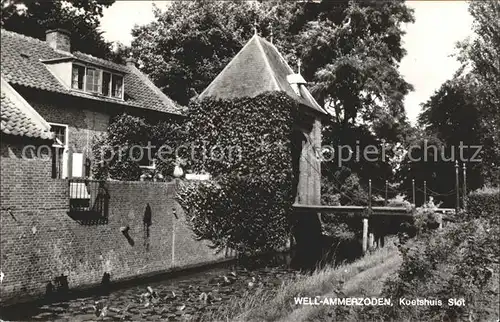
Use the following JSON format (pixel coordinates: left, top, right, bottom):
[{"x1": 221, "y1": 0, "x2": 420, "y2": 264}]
[
  {"x1": 465, "y1": 186, "x2": 499, "y2": 223},
  {"x1": 366, "y1": 192, "x2": 500, "y2": 321},
  {"x1": 92, "y1": 113, "x2": 184, "y2": 181},
  {"x1": 176, "y1": 92, "x2": 300, "y2": 254}
]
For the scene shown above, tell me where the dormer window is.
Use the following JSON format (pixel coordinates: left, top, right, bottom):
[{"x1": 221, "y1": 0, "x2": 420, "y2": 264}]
[{"x1": 71, "y1": 63, "x2": 124, "y2": 99}]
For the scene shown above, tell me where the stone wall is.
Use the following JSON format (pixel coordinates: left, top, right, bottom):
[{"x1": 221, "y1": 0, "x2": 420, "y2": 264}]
[{"x1": 0, "y1": 140, "x2": 228, "y2": 306}]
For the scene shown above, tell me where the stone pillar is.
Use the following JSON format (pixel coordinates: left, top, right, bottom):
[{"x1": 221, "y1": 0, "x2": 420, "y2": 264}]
[
  {"x1": 362, "y1": 218, "x2": 369, "y2": 254},
  {"x1": 368, "y1": 232, "x2": 375, "y2": 250}
]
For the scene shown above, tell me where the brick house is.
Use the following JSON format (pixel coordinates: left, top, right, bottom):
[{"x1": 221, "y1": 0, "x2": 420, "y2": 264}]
[{"x1": 1, "y1": 28, "x2": 184, "y2": 179}]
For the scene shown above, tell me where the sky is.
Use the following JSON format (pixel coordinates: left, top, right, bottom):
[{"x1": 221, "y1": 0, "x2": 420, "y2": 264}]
[{"x1": 100, "y1": 1, "x2": 474, "y2": 125}]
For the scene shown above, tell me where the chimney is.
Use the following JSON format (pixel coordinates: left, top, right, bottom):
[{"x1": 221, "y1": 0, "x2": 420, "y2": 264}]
[
  {"x1": 46, "y1": 29, "x2": 71, "y2": 53},
  {"x1": 126, "y1": 56, "x2": 136, "y2": 68}
]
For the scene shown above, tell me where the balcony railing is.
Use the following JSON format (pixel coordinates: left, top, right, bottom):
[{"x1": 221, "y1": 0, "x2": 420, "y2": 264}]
[{"x1": 68, "y1": 179, "x2": 109, "y2": 219}]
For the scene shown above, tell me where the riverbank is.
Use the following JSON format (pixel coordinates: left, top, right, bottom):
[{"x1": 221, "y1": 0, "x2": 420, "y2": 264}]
[{"x1": 206, "y1": 240, "x2": 400, "y2": 321}]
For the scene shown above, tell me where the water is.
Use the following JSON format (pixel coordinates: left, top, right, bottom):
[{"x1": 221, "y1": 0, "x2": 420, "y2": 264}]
[{"x1": 0, "y1": 253, "x2": 298, "y2": 321}]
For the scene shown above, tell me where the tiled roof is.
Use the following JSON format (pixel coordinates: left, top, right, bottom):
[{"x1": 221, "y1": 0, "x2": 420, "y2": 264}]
[
  {"x1": 199, "y1": 34, "x2": 328, "y2": 115},
  {"x1": 0, "y1": 29, "x2": 184, "y2": 115},
  {"x1": 1, "y1": 78, "x2": 54, "y2": 140}
]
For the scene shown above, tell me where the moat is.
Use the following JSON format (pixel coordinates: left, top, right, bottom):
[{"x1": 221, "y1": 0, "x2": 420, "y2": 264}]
[{"x1": 0, "y1": 254, "x2": 298, "y2": 321}]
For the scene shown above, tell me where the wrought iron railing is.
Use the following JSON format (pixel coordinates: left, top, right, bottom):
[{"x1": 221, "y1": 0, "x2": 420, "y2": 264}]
[{"x1": 68, "y1": 179, "x2": 109, "y2": 217}]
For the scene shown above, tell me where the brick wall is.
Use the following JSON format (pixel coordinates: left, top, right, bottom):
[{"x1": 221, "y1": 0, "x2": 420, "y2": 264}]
[
  {"x1": 0, "y1": 140, "x2": 228, "y2": 305},
  {"x1": 0, "y1": 139, "x2": 68, "y2": 211},
  {"x1": 29, "y1": 98, "x2": 110, "y2": 161}
]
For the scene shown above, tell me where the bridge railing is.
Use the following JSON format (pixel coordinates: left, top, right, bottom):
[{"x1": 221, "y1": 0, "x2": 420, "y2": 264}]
[{"x1": 293, "y1": 203, "x2": 456, "y2": 254}]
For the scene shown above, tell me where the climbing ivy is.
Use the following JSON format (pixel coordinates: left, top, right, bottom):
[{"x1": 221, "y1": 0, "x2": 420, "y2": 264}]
[{"x1": 177, "y1": 92, "x2": 301, "y2": 254}]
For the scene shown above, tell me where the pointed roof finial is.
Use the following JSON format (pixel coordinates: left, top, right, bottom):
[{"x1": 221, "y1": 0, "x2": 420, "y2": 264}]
[
  {"x1": 268, "y1": 22, "x2": 273, "y2": 43},
  {"x1": 297, "y1": 58, "x2": 302, "y2": 74},
  {"x1": 254, "y1": 20, "x2": 258, "y2": 35}
]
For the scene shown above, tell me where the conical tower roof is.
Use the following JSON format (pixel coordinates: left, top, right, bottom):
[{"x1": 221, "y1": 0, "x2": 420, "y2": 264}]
[{"x1": 199, "y1": 34, "x2": 328, "y2": 115}]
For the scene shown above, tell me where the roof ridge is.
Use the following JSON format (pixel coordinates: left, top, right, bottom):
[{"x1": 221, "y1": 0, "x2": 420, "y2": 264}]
[
  {"x1": 1, "y1": 29, "x2": 126, "y2": 70},
  {"x1": 254, "y1": 35, "x2": 281, "y2": 92},
  {"x1": 1, "y1": 28, "x2": 49, "y2": 45},
  {"x1": 259, "y1": 35, "x2": 295, "y2": 75}
]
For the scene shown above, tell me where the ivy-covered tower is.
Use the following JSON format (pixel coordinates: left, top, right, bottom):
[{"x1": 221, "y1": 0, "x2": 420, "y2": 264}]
[{"x1": 199, "y1": 34, "x2": 329, "y2": 206}]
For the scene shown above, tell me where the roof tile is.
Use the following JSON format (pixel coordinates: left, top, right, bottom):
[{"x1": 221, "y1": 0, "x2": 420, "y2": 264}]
[{"x1": 1, "y1": 89, "x2": 53, "y2": 140}]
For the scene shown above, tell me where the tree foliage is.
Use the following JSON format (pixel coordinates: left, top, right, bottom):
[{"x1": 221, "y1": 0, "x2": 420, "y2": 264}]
[
  {"x1": 415, "y1": 0, "x2": 500, "y2": 188},
  {"x1": 1, "y1": 0, "x2": 116, "y2": 60},
  {"x1": 132, "y1": 0, "x2": 414, "y2": 127},
  {"x1": 459, "y1": 0, "x2": 500, "y2": 184},
  {"x1": 92, "y1": 113, "x2": 184, "y2": 181}
]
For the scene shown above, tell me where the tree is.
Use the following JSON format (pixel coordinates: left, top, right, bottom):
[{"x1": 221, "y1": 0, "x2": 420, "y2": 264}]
[
  {"x1": 131, "y1": 1, "x2": 266, "y2": 105},
  {"x1": 415, "y1": 0, "x2": 500, "y2": 190},
  {"x1": 458, "y1": 0, "x2": 500, "y2": 184},
  {"x1": 1, "y1": 0, "x2": 115, "y2": 60}
]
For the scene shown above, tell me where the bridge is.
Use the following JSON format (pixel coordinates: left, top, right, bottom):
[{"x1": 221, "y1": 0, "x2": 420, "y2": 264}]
[{"x1": 293, "y1": 203, "x2": 455, "y2": 254}]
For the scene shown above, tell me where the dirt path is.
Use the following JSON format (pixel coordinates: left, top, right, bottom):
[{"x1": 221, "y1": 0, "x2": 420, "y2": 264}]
[{"x1": 279, "y1": 252, "x2": 402, "y2": 322}]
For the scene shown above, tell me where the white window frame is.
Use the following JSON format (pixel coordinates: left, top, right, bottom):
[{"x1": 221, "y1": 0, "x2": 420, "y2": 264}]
[{"x1": 49, "y1": 122, "x2": 69, "y2": 179}]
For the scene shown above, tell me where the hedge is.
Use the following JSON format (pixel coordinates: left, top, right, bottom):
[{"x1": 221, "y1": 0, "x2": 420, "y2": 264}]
[{"x1": 466, "y1": 186, "x2": 500, "y2": 223}]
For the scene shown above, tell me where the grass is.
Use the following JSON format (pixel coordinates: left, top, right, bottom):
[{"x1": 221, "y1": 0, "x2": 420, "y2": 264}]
[{"x1": 204, "y1": 239, "x2": 401, "y2": 321}]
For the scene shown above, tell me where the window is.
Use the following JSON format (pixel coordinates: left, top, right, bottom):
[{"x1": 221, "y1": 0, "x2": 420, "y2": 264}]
[
  {"x1": 102, "y1": 72, "x2": 111, "y2": 96},
  {"x1": 86, "y1": 68, "x2": 101, "y2": 93},
  {"x1": 72, "y1": 65, "x2": 85, "y2": 90},
  {"x1": 111, "y1": 74, "x2": 123, "y2": 98},
  {"x1": 51, "y1": 124, "x2": 67, "y2": 147},
  {"x1": 49, "y1": 123, "x2": 68, "y2": 179},
  {"x1": 71, "y1": 63, "x2": 124, "y2": 99}
]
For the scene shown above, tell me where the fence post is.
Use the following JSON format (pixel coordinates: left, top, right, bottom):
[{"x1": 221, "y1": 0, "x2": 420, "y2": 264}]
[
  {"x1": 463, "y1": 163, "x2": 467, "y2": 210},
  {"x1": 412, "y1": 179, "x2": 416, "y2": 206},
  {"x1": 385, "y1": 180, "x2": 388, "y2": 206},
  {"x1": 367, "y1": 179, "x2": 374, "y2": 250},
  {"x1": 424, "y1": 181, "x2": 427, "y2": 205},
  {"x1": 455, "y1": 161, "x2": 459, "y2": 213},
  {"x1": 368, "y1": 179, "x2": 372, "y2": 208},
  {"x1": 362, "y1": 218, "x2": 369, "y2": 255}
]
